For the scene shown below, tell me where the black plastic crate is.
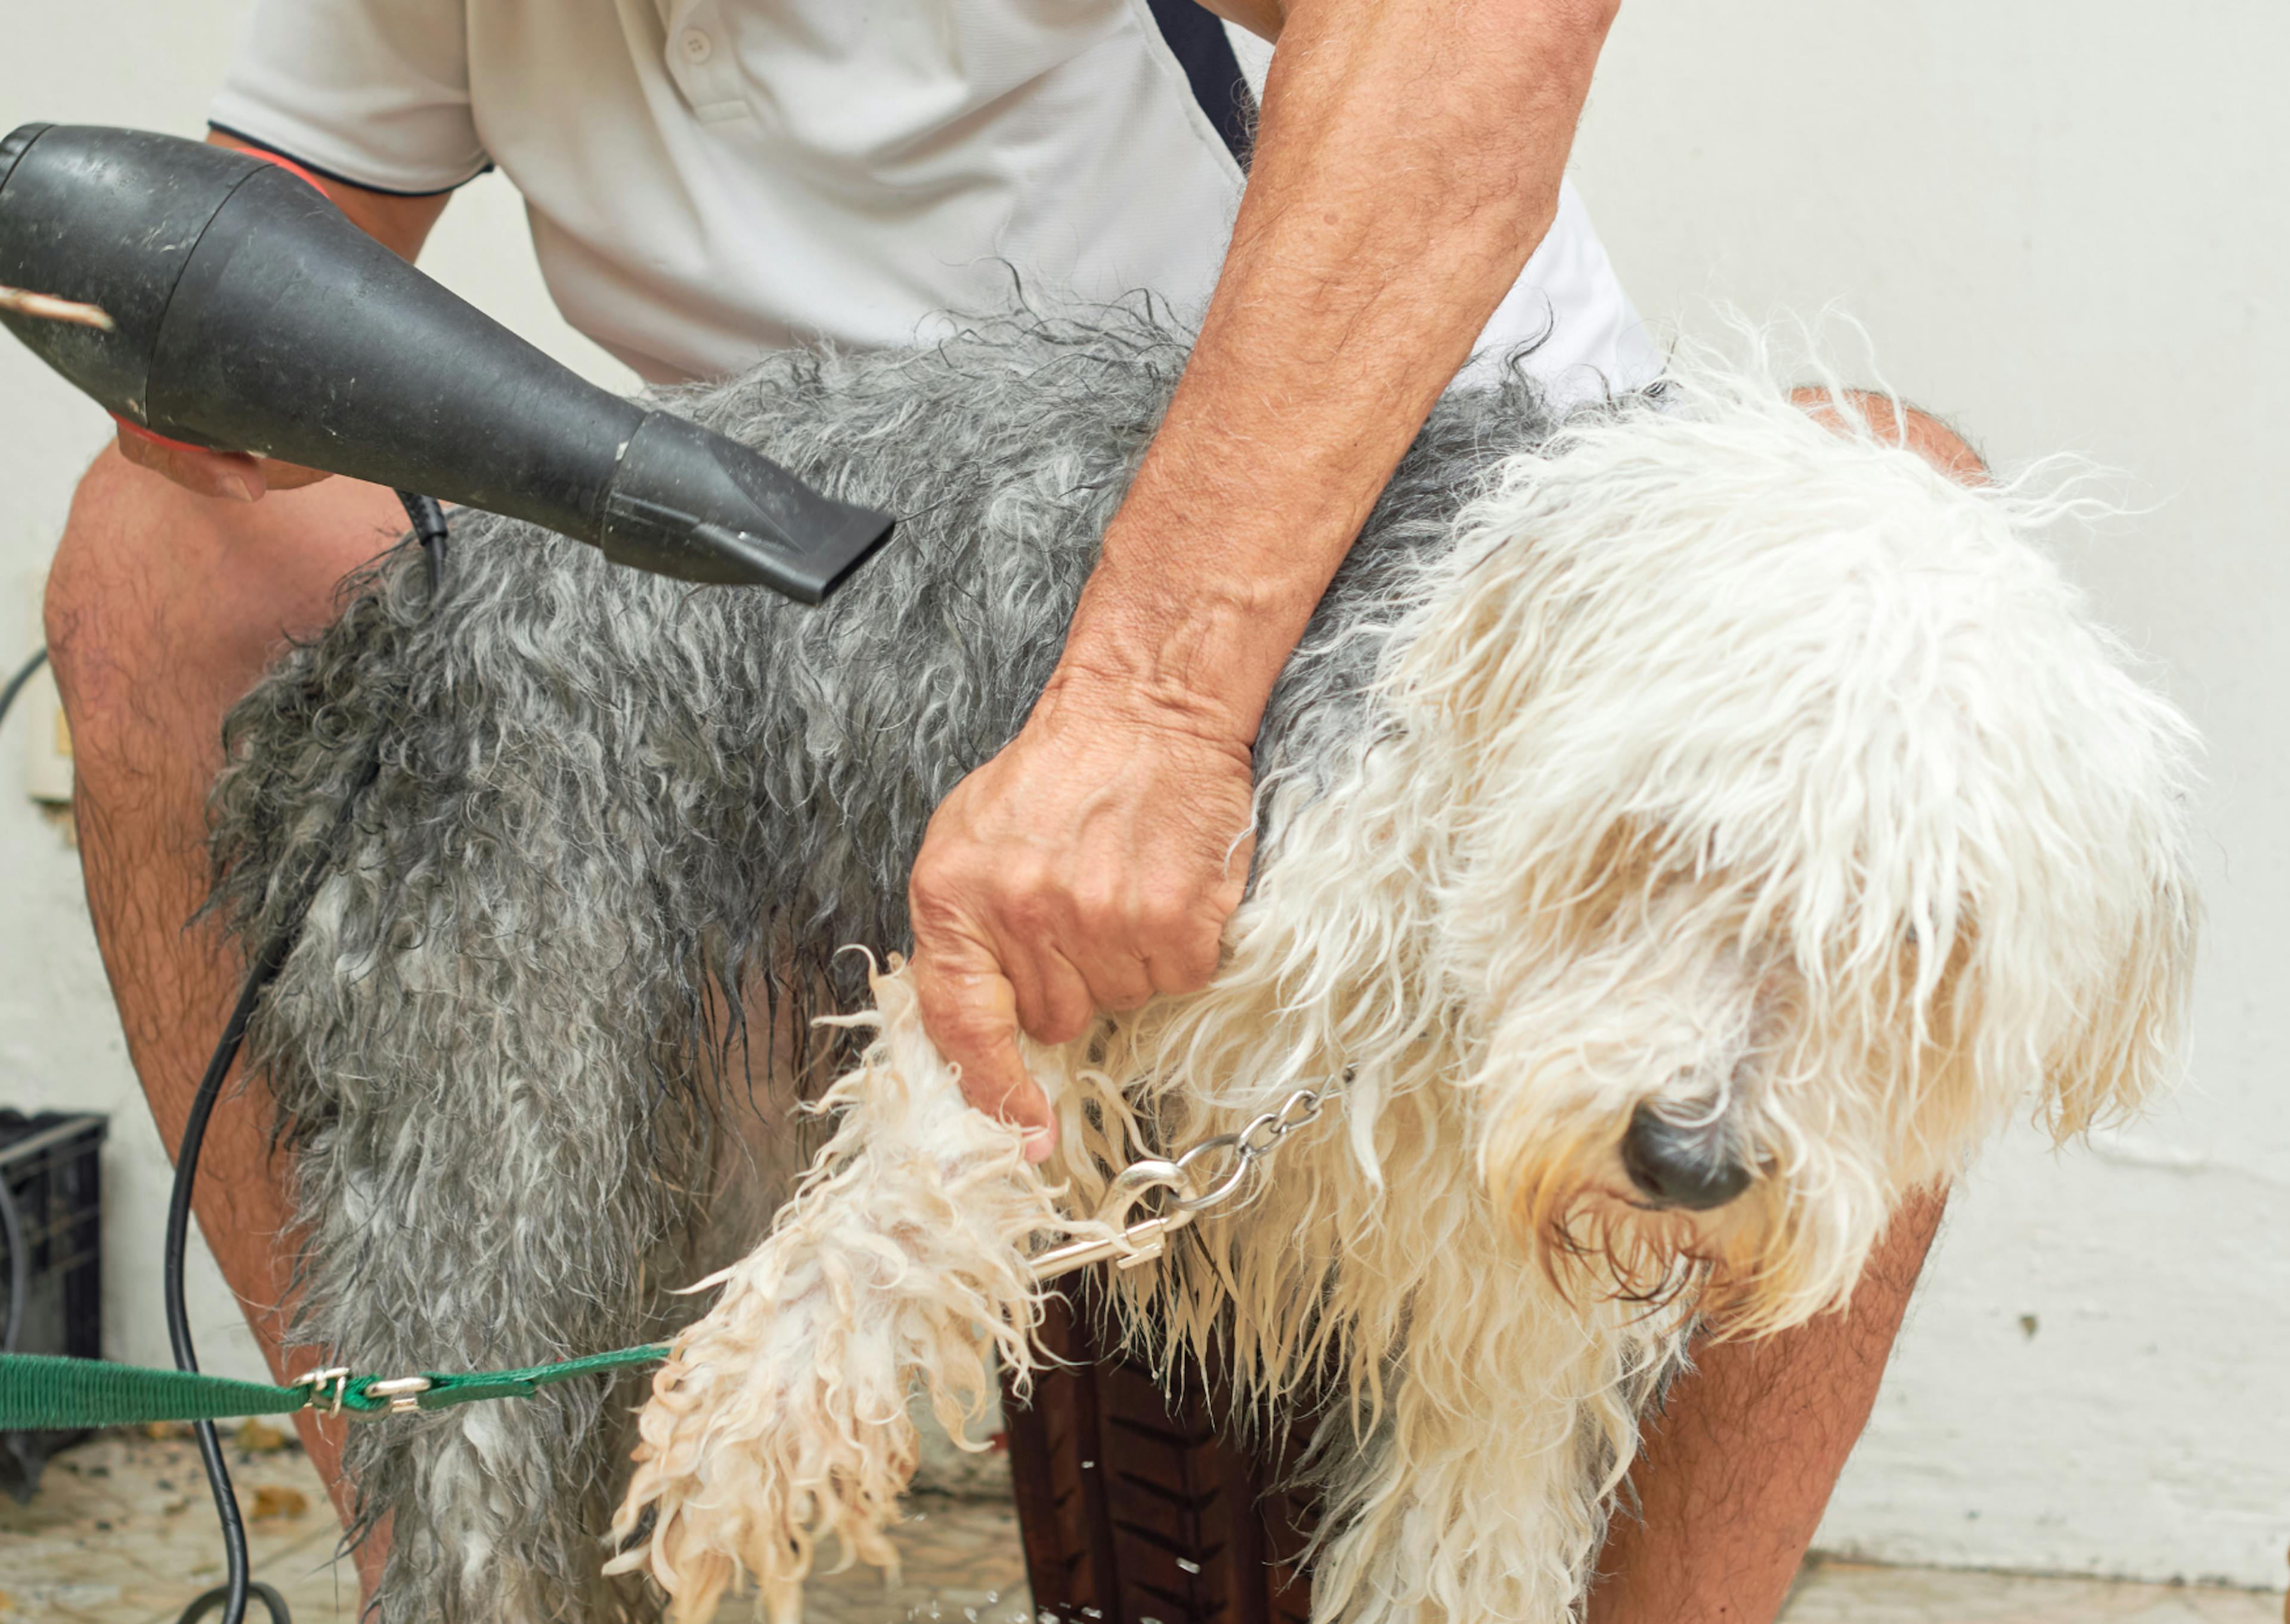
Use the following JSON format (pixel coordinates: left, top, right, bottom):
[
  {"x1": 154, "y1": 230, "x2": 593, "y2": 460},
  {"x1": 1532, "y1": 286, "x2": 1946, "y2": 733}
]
[{"x1": 1, "y1": 1108, "x2": 107, "y2": 1501}]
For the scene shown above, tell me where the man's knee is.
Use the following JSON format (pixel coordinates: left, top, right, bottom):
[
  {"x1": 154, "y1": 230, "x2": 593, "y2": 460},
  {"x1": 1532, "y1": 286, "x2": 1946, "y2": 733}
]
[
  {"x1": 1791, "y1": 386, "x2": 1987, "y2": 483},
  {"x1": 45, "y1": 449, "x2": 400, "y2": 773},
  {"x1": 45, "y1": 448, "x2": 197, "y2": 764},
  {"x1": 1869, "y1": 395, "x2": 1986, "y2": 482}
]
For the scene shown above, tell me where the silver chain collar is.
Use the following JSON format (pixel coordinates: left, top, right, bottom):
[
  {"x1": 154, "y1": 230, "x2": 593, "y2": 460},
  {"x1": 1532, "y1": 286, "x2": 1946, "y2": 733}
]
[{"x1": 1028, "y1": 1084, "x2": 1336, "y2": 1284}]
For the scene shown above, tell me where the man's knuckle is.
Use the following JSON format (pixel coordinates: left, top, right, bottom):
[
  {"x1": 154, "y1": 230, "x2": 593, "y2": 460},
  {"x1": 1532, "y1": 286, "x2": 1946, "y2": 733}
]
[
  {"x1": 1069, "y1": 876, "x2": 1123, "y2": 925},
  {"x1": 1176, "y1": 936, "x2": 1224, "y2": 984},
  {"x1": 1099, "y1": 974, "x2": 1153, "y2": 1013},
  {"x1": 1140, "y1": 893, "x2": 1209, "y2": 943},
  {"x1": 1008, "y1": 853, "x2": 1062, "y2": 895},
  {"x1": 909, "y1": 878, "x2": 981, "y2": 941},
  {"x1": 909, "y1": 845, "x2": 961, "y2": 897},
  {"x1": 1135, "y1": 890, "x2": 1196, "y2": 935},
  {"x1": 1002, "y1": 881, "x2": 1064, "y2": 936}
]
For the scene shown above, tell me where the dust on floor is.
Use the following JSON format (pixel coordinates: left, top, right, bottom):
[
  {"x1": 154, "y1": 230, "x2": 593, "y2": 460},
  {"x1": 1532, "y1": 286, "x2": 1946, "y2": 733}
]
[
  {"x1": 0, "y1": 1428, "x2": 1032, "y2": 1624},
  {"x1": 1, "y1": 1430, "x2": 2279, "y2": 1624}
]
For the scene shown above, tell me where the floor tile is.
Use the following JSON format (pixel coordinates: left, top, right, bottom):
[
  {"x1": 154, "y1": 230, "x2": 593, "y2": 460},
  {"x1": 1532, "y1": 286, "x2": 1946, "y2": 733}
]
[
  {"x1": 1, "y1": 1428, "x2": 348, "y2": 1624},
  {"x1": 792, "y1": 1496, "x2": 1034, "y2": 1624},
  {"x1": 6, "y1": 1431, "x2": 2281, "y2": 1624}
]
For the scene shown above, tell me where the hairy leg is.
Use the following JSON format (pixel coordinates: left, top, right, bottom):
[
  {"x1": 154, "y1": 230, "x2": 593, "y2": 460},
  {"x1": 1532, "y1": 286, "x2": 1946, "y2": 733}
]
[
  {"x1": 1586, "y1": 1188, "x2": 1948, "y2": 1623},
  {"x1": 44, "y1": 448, "x2": 410, "y2": 1575}
]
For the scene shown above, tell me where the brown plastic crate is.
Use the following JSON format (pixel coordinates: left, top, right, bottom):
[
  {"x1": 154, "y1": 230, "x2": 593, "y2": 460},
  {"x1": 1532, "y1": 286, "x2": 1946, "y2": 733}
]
[
  {"x1": 1005, "y1": 1287, "x2": 1316, "y2": 1624},
  {"x1": 1, "y1": 1108, "x2": 109, "y2": 1502}
]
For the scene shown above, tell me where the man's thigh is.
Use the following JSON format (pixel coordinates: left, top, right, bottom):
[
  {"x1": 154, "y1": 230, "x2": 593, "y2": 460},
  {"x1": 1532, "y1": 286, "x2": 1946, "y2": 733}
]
[{"x1": 47, "y1": 451, "x2": 409, "y2": 754}]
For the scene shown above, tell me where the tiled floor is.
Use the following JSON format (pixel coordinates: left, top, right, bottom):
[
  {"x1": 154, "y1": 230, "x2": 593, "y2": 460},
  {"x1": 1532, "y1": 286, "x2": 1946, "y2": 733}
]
[
  {"x1": 802, "y1": 1496, "x2": 1033, "y2": 1624},
  {"x1": 1, "y1": 1430, "x2": 2279, "y2": 1624},
  {"x1": 0, "y1": 1429, "x2": 1035, "y2": 1624},
  {"x1": 0, "y1": 1426, "x2": 355, "y2": 1623}
]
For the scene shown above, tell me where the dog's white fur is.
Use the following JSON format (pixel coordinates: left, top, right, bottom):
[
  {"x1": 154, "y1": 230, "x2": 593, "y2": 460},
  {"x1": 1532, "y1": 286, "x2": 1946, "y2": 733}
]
[{"x1": 609, "y1": 353, "x2": 2198, "y2": 1623}]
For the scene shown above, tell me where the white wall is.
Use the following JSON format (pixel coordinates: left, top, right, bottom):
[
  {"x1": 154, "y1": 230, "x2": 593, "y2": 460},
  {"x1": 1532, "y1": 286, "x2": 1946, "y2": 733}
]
[
  {"x1": 1, "y1": 0, "x2": 2282, "y2": 1594},
  {"x1": 1568, "y1": 1, "x2": 2290, "y2": 1592}
]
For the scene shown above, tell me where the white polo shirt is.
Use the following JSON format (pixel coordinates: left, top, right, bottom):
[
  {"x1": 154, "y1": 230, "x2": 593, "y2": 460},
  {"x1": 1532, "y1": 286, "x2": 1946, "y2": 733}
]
[{"x1": 210, "y1": 0, "x2": 1656, "y2": 401}]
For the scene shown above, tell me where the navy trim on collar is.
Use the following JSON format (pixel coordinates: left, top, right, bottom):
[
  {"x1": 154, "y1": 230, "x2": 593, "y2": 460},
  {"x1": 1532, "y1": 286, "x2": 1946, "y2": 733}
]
[{"x1": 1145, "y1": 0, "x2": 1256, "y2": 168}]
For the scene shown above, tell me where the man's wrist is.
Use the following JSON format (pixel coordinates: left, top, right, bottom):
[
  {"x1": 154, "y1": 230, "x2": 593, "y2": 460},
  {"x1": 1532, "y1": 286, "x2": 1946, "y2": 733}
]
[
  {"x1": 1053, "y1": 523, "x2": 1316, "y2": 748},
  {"x1": 1045, "y1": 621, "x2": 1275, "y2": 751}
]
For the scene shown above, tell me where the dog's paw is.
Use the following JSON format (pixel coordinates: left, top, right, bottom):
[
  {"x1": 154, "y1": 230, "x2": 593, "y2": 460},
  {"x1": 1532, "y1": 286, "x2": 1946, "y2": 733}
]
[{"x1": 606, "y1": 963, "x2": 1076, "y2": 1622}]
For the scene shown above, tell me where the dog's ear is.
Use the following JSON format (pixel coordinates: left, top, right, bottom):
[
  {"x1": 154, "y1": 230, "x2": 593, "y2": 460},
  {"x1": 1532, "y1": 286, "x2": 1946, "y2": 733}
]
[{"x1": 2038, "y1": 859, "x2": 2198, "y2": 1140}]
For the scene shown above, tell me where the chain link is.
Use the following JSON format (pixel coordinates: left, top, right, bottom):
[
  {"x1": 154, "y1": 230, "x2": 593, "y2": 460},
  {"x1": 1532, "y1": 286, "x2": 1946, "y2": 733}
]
[
  {"x1": 1028, "y1": 1083, "x2": 1339, "y2": 1284},
  {"x1": 1171, "y1": 1086, "x2": 1330, "y2": 1214}
]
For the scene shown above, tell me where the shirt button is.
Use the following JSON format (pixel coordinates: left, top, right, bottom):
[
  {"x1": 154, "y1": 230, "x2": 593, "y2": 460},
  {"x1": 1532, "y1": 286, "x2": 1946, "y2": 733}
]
[{"x1": 680, "y1": 29, "x2": 714, "y2": 63}]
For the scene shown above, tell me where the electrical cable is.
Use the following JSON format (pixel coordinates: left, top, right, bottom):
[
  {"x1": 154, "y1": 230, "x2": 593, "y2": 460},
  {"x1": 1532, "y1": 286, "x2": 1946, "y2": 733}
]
[
  {"x1": 166, "y1": 934, "x2": 296, "y2": 1624},
  {"x1": 165, "y1": 493, "x2": 448, "y2": 1624},
  {"x1": 397, "y1": 489, "x2": 448, "y2": 600},
  {"x1": 0, "y1": 647, "x2": 47, "y2": 729},
  {"x1": 1, "y1": 647, "x2": 50, "y2": 1356}
]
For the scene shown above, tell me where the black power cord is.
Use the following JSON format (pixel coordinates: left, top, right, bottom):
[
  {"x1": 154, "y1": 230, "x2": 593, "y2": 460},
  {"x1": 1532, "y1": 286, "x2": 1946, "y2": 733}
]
[
  {"x1": 166, "y1": 937, "x2": 298, "y2": 1624},
  {"x1": 400, "y1": 489, "x2": 449, "y2": 596},
  {"x1": 0, "y1": 647, "x2": 289, "y2": 1620},
  {"x1": 165, "y1": 492, "x2": 449, "y2": 1624},
  {"x1": 0, "y1": 646, "x2": 47, "y2": 733},
  {"x1": 1, "y1": 648, "x2": 51, "y2": 1358}
]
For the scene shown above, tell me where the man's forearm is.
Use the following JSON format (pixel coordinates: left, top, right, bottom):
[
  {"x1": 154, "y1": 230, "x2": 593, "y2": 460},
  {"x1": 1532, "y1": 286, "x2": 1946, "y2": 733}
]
[
  {"x1": 903, "y1": 0, "x2": 1620, "y2": 1133},
  {"x1": 1059, "y1": 0, "x2": 1620, "y2": 734}
]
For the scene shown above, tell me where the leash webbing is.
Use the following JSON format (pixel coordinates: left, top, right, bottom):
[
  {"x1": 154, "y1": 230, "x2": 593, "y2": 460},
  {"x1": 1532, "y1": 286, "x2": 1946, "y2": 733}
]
[
  {"x1": 1, "y1": 1083, "x2": 1347, "y2": 1435},
  {"x1": 0, "y1": 1344, "x2": 669, "y2": 1431}
]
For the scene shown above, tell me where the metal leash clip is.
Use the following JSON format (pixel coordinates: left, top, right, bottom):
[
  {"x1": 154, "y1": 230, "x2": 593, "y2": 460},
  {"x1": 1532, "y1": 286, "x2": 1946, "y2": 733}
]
[
  {"x1": 1028, "y1": 1158, "x2": 1196, "y2": 1284},
  {"x1": 366, "y1": 1375, "x2": 434, "y2": 1415},
  {"x1": 292, "y1": 1366, "x2": 351, "y2": 1418},
  {"x1": 1027, "y1": 1086, "x2": 1333, "y2": 1285}
]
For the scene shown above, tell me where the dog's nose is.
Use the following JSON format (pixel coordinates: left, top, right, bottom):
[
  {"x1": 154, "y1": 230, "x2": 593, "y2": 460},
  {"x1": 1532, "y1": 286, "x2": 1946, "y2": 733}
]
[{"x1": 1620, "y1": 1103, "x2": 1753, "y2": 1210}]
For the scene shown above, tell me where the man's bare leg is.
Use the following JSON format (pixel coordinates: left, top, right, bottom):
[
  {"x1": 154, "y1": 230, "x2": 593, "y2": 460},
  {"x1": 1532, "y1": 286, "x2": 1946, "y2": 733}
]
[
  {"x1": 45, "y1": 447, "x2": 410, "y2": 1577},
  {"x1": 1586, "y1": 1189, "x2": 1948, "y2": 1623}
]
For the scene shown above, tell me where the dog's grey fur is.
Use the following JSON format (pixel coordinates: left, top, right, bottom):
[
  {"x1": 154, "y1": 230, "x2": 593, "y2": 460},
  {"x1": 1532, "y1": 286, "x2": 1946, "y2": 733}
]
[{"x1": 208, "y1": 302, "x2": 1567, "y2": 1622}]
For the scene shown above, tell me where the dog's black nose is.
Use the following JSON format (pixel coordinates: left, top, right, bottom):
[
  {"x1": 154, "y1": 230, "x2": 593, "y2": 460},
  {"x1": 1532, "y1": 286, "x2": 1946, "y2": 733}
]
[{"x1": 1620, "y1": 1102, "x2": 1753, "y2": 1210}]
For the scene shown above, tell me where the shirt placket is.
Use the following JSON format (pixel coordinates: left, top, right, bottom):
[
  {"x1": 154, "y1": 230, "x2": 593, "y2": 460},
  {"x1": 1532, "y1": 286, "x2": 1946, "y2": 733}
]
[{"x1": 659, "y1": 0, "x2": 750, "y2": 122}]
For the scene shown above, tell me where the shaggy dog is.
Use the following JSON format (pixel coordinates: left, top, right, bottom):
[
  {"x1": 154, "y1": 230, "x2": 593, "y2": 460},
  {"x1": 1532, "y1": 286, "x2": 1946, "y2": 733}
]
[{"x1": 208, "y1": 306, "x2": 2197, "y2": 1624}]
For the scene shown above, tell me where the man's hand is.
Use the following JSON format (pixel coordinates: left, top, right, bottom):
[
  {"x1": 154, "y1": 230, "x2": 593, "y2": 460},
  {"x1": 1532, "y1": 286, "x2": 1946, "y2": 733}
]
[
  {"x1": 113, "y1": 424, "x2": 332, "y2": 504},
  {"x1": 908, "y1": 672, "x2": 1256, "y2": 1158},
  {"x1": 907, "y1": 0, "x2": 1616, "y2": 1137}
]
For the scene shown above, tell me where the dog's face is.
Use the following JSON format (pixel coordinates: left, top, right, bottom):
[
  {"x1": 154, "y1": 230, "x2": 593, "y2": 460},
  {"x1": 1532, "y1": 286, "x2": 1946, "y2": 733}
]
[
  {"x1": 1469, "y1": 855, "x2": 1963, "y2": 1329},
  {"x1": 1394, "y1": 393, "x2": 2198, "y2": 1331}
]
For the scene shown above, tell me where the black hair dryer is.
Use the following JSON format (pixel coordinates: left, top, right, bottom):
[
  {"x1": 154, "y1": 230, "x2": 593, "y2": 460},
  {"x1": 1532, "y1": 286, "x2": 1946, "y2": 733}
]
[{"x1": 0, "y1": 123, "x2": 892, "y2": 602}]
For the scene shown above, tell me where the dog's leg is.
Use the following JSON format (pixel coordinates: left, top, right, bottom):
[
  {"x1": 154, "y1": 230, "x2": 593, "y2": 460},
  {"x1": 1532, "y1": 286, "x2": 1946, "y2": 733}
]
[
  {"x1": 211, "y1": 540, "x2": 734, "y2": 1623},
  {"x1": 1298, "y1": 1291, "x2": 1683, "y2": 1624},
  {"x1": 610, "y1": 962, "x2": 1087, "y2": 1624}
]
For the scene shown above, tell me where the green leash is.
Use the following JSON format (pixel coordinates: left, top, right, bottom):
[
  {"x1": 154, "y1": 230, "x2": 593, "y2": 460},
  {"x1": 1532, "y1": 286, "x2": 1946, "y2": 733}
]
[
  {"x1": 1, "y1": 1089, "x2": 1345, "y2": 1438},
  {"x1": 0, "y1": 1345, "x2": 669, "y2": 1432}
]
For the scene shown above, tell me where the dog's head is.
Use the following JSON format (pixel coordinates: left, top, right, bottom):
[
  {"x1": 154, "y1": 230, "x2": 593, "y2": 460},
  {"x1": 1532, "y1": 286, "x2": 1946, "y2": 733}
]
[{"x1": 1397, "y1": 382, "x2": 2198, "y2": 1331}]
